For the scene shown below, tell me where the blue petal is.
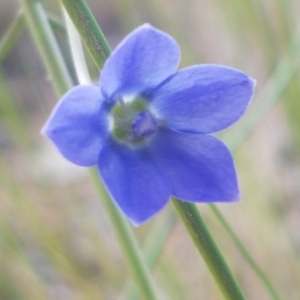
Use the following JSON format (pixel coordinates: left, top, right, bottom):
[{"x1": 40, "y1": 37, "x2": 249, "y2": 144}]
[
  {"x1": 149, "y1": 65, "x2": 255, "y2": 134},
  {"x1": 100, "y1": 24, "x2": 180, "y2": 100},
  {"x1": 148, "y1": 128, "x2": 239, "y2": 202},
  {"x1": 98, "y1": 140, "x2": 171, "y2": 225},
  {"x1": 42, "y1": 85, "x2": 109, "y2": 167}
]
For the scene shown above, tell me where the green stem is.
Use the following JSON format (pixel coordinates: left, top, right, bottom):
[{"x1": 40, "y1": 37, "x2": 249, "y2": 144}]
[
  {"x1": 90, "y1": 169, "x2": 159, "y2": 300},
  {"x1": 62, "y1": 8, "x2": 160, "y2": 299},
  {"x1": 214, "y1": 30, "x2": 300, "y2": 300},
  {"x1": 209, "y1": 204, "x2": 280, "y2": 300},
  {"x1": 23, "y1": 0, "x2": 160, "y2": 298},
  {"x1": 60, "y1": 0, "x2": 111, "y2": 69},
  {"x1": 22, "y1": 0, "x2": 72, "y2": 95},
  {"x1": 0, "y1": 9, "x2": 25, "y2": 62},
  {"x1": 172, "y1": 199, "x2": 246, "y2": 300},
  {"x1": 123, "y1": 211, "x2": 177, "y2": 300}
]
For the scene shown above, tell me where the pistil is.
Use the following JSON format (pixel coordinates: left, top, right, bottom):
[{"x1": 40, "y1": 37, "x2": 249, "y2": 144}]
[{"x1": 111, "y1": 96, "x2": 167, "y2": 145}]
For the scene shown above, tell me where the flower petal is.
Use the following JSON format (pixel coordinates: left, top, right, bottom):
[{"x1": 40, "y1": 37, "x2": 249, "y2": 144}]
[
  {"x1": 98, "y1": 140, "x2": 171, "y2": 225},
  {"x1": 42, "y1": 85, "x2": 109, "y2": 167},
  {"x1": 100, "y1": 24, "x2": 180, "y2": 100},
  {"x1": 149, "y1": 65, "x2": 255, "y2": 134},
  {"x1": 148, "y1": 128, "x2": 239, "y2": 202}
]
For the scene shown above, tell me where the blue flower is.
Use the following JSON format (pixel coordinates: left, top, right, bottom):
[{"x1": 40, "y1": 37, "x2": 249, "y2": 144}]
[{"x1": 42, "y1": 24, "x2": 255, "y2": 225}]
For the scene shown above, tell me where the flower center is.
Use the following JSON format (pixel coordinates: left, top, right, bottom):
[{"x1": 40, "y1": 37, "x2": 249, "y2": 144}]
[
  {"x1": 111, "y1": 96, "x2": 160, "y2": 144},
  {"x1": 132, "y1": 111, "x2": 158, "y2": 137}
]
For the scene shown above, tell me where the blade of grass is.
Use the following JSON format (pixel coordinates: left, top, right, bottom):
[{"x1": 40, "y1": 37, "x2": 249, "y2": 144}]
[
  {"x1": 40, "y1": 5, "x2": 159, "y2": 299},
  {"x1": 0, "y1": 9, "x2": 25, "y2": 62},
  {"x1": 60, "y1": 0, "x2": 111, "y2": 69},
  {"x1": 223, "y1": 25, "x2": 300, "y2": 151},
  {"x1": 63, "y1": 13, "x2": 178, "y2": 299},
  {"x1": 123, "y1": 211, "x2": 177, "y2": 300},
  {"x1": 22, "y1": 0, "x2": 72, "y2": 95},
  {"x1": 209, "y1": 204, "x2": 281, "y2": 300},
  {"x1": 172, "y1": 199, "x2": 246, "y2": 300}
]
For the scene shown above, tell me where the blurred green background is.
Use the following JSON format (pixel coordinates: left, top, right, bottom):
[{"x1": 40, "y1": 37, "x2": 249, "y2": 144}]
[{"x1": 1, "y1": 0, "x2": 300, "y2": 299}]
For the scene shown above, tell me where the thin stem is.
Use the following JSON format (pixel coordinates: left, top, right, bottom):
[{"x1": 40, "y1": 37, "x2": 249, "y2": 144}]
[
  {"x1": 172, "y1": 199, "x2": 246, "y2": 300},
  {"x1": 23, "y1": 0, "x2": 159, "y2": 298},
  {"x1": 123, "y1": 211, "x2": 177, "y2": 300},
  {"x1": 62, "y1": 8, "x2": 160, "y2": 300},
  {"x1": 209, "y1": 204, "x2": 281, "y2": 300},
  {"x1": 90, "y1": 169, "x2": 159, "y2": 300},
  {"x1": 214, "y1": 29, "x2": 300, "y2": 300},
  {"x1": 22, "y1": 0, "x2": 72, "y2": 95},
  {"x1": 0, "y1": 9, "x2": 25, "y2": 62},
  {"x1": 60, "y1": 0, "x2": 111, "y2": 69}
]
